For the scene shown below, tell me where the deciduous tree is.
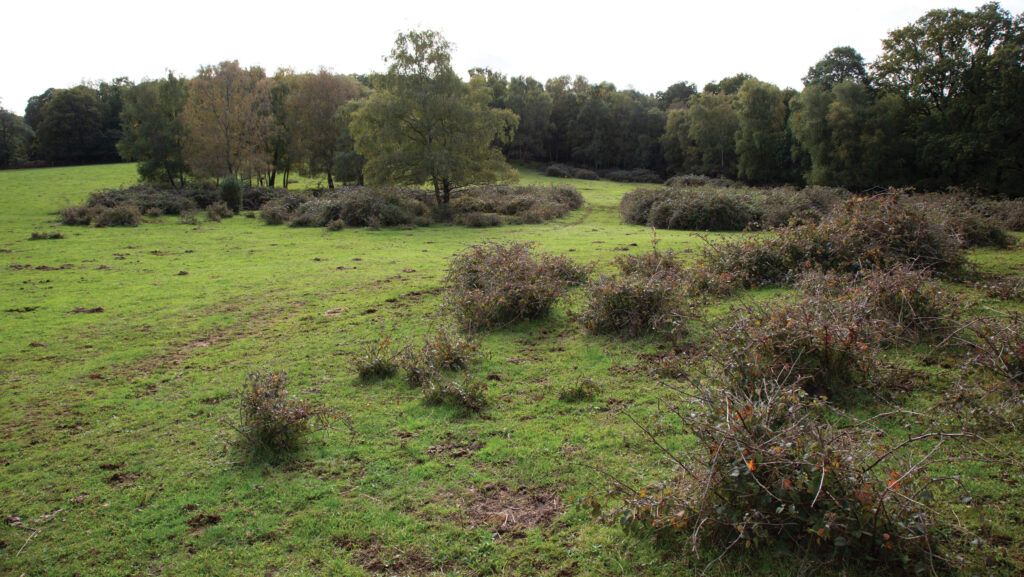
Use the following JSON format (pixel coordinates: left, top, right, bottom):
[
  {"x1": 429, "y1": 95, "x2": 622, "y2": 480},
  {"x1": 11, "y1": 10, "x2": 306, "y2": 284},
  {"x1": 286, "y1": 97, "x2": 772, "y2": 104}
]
[
  {"x1": 352, "y1": 30, "x2": 518, "y2": 204},
  {"x1": 118, "y1": 73, "x2": 189, "y2": 187},
  {"x1": 183, "y1": 61, "x2": 275, "y2": 180},
  {"x1": 287, "y1": 70, "x2": 362, "y2": 188}
]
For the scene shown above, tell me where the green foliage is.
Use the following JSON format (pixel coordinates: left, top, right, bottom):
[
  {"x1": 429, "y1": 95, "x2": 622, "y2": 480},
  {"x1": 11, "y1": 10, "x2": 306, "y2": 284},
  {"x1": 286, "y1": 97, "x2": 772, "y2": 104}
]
[
  {"x1": 735, "y1": 78, "x2": 793, "y2": 184},
  {"x1": 686, "y1": 92, "x2": 739, "y2": 178},
  {"x1": 34, "y1": 86, "x2": 110, "y2": 164},
  {"x1": 234, "y1": 370, "x2": 337, "y2": 457},
  {"x1": 803, "y1": 46, "x2": 870, "y2": 88},
  {"x1": 872, "y1": 2, "x2": 1024, "y2": 194},
  {"x1": 93, "y1": 204, "x2": 141, "y2": 227},
  {"x1": 0, "y1": 108, "x2": 34, "y2": 167},
  {"x1": 218, "y1": 176, "x2": 243, "y2": 212},
  {"x1": 352, "y1": 29, "x2": 519, "y2": 204},
  {"x1": 444, "y1": 241, "x2": 576, "y2": 330},
  {"x1": 788, "y1": 82, "x2": 911, "y2": 189},
  {"x1": 117, "y1": 73, "x2": 189, "y2": 187}
]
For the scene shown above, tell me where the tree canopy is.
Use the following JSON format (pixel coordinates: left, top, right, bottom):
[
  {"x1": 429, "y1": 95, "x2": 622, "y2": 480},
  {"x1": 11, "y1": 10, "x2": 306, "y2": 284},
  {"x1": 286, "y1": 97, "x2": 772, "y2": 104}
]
[{"x1": 352, "y1": 30, "x2": 518, "y2": 204}]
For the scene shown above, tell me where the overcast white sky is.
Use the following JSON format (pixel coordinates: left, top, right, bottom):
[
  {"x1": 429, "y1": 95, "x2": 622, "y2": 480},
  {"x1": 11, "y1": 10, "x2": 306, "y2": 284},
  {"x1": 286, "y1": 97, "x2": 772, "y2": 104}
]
[{"x1": 2, "y1": 0, "x2": 1022, "y2": 114}]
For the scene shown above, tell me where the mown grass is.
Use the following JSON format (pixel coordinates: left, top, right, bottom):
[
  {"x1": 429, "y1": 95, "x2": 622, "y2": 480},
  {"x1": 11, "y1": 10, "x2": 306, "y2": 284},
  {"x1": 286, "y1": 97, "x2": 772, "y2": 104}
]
[{"x1": 1, "y1": 163, "x2": 1023, "y2": 576}]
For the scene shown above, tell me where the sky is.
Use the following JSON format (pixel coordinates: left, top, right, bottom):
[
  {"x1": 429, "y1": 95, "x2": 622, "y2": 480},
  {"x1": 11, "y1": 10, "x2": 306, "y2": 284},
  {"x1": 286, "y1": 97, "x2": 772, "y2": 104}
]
[{"x1": 3, "y1": 0, "x2": 1023, "y2": 114}]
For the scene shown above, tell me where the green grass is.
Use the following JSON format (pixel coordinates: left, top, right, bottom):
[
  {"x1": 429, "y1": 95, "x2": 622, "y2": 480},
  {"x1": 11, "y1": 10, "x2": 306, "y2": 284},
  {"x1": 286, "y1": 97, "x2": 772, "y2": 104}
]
[{"x1": 1, "y1": 163, "x2": 1023, "y2": 576}]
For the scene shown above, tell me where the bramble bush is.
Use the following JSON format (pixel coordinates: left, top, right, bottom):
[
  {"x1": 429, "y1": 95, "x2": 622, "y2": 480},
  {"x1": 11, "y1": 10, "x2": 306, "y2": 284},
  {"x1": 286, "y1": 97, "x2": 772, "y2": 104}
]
[
  {"x1": 621, "y1": 185, "x2": 847, "y2": 232},
  {"x1": 400, "y1": 326, "x2": 478, "y2": 388},
  {"x1": 580, "y1": 249, "x2": 691, "y2": 338},
  {"x1": 797, "y1": 267, "x2": 964, "y2": 345},
  {"x1": 444, "y1": 241, "x2": 581, "y2": 330},
  {"x1": 698, "y1": 194, "x2": 968, "y2": 288},
  {"x1": 93, "y1": 205, "x2": 142, "y2": 227},
  {"x1": 354, "y1": 335, "x2": 401, "y2": 382},
  {"x1": 234, "y1": 370, "x2": 339, "y2": 457},
  {"x1": 421, "y1": 378, "x2": 487, "y2": 414},
  {"x1": 590, "y1": 371, "x2": 958, "y2": 572}
]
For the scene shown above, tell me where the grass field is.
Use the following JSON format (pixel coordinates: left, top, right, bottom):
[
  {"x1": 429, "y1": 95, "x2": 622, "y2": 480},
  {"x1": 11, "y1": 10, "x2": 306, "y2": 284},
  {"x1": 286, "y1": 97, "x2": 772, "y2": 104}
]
[{"x1": 1, "y1": 163, "x2": 1023, "y2": 576}]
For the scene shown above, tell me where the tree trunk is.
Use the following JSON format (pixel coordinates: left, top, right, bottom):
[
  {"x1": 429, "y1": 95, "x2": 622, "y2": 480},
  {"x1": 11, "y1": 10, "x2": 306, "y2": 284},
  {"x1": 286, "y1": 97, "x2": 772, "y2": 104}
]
[
  {"x1": 432, "y1": 176, "x2": 442, "y2": 206},
  {"x1": 442, "y1": 177, "x2": 452, "y2": 204},
  {"x1": 327, "y1": 170, "x2": 335, "y2": 190},
  {"x1": 268, "y1": 169, "x2": 276, "y2": 187}
]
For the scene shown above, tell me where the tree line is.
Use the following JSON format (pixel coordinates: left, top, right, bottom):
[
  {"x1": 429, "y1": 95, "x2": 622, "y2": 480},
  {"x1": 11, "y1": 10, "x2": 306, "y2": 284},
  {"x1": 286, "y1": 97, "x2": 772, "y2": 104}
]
[{"x1": 1, "y1": 2, "x2": 1021, "y2": 195}]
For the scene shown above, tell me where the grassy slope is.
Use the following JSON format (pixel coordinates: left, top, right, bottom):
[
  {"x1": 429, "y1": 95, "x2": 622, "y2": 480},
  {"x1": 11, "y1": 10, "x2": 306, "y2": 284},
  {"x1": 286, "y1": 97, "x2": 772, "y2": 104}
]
[{"x1": 0, "y1": 164, "x2": 1022, "y2": 576}]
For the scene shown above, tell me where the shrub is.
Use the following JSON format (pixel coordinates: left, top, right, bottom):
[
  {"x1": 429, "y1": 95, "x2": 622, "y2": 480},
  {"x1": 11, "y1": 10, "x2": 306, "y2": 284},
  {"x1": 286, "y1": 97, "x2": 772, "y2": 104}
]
[
  {"x1": 260, "y1": 200, "x2": 292, "y2": 225},
  {"x1": 664, "y1": 174, "x2": 740, "y2": 188},
  {"x1": 456, "y1": 211, "x2": 503, "y2": 227},
  {"x1": 218, "y1": 176, "x2": 243, "y2": 212},
  {"x1": 760, "y1": 186, "x2": 848, "y2": 229},
  {"x1": 798, "y1": 267, "x2": 964, "y2": 345},
  {"x1": 354, "y1": 335, "x2": 401, "y2": 382},
  {"x1": 400, "y1": 327, "x2": 477, "y2": 388},
  {"x1": 572, "y1": 168, "x2": 600, "y2": 180},
  {"x1": 290, "y1": 198, "x2": 342, "y2": 227},
  {"x1": 712, "y1": 297, "x2": 888, "y2": 400},
  {"x1": 29, "y1": 231, "x2": 64, "y2": 240},
  {"x1": 60, "y1": 205, "x2": 96, "y2": 226},
  {"x1": 558, "y1": 377, "x2": 601, "y2": 402},
  {"x1": 452, "y1": 184, "x2": 583, "y2": 224},
  {"x1": 418, "y1": 326, "x2": 478, "y2": 371},
  {"x1": 94, "y1": 205, "x2": 141, "y2": 227},
  {"x1": 647, "y1": 189, "x2": 761, "y2": 231},
  {"x1": 86, "y1": 185, "x2": 199, "y2": 215},
  {"x1": 206, "y1": 201, "x2": 233, "y2": 222},
  {"x1": 604, "y1": 168, "x2": 662, "y2": 183},
  {"x1": 234, "y1": 370, "x2": 337, "y2": 456},
  {"x1": 699, "y1": 194, "x2": 968, "y2": 287},
  {"x1": 178, "y1": 210, "x2": 198, "y2": 225},
  {"x1": 663, "y1": 174, "x2": 711, "y2": 187},
  {"x1": 966, "y1": 312, "x2": 1024, "y2": 390},
  {"x1": 620, "y1": 188, "x2": 673, "y2": 225},
  {"x1": 445, "y1": 241, "x2": 577, "y2": 330},
  {"x1": 421, "y1": 378, "x2": 487, "y2": 413},
  {"x1": 593, "y1": 373, "x2": 953, "y2": 570},
  {"x1": 545, "y1": 164, "x2": 572, "y2": 178},
  {"x1": 545, "y1": 254, "x2": 593, "y2": 287},
  {"x1": 580, "y1": 250, "x2": 690, "y2": 338}
]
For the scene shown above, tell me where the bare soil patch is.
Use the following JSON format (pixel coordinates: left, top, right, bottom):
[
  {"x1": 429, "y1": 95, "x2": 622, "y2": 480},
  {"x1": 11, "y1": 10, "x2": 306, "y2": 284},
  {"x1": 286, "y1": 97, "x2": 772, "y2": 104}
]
[{"x1": 456, "y1": 484, "x2": 562, "y2": 535}]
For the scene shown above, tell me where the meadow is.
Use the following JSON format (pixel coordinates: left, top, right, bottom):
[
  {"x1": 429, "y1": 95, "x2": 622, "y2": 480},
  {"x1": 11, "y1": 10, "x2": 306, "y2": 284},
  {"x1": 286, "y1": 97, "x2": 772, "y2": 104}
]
[{"x1": 1, "y1": 164, "x2": 1023, "y2": 576}]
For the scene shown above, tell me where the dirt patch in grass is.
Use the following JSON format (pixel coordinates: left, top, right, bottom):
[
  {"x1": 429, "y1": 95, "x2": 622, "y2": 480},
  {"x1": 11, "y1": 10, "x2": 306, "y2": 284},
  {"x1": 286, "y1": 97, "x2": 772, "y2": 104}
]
[
  {"x1": 106, "y1": 471, "x2": 140, "y2": 488},
  {"x1": 333, "y1": 536, "x2": 437, "y2": 576},
  {"x1": 455, "y1": 484, "x2": 563, "y2": 535},
  {"x1": 426, "y1": 441, "x2": 482, "y2": 459},
  {"x1": 68, "y1": 307, "x2": 104, "y2": 314}
]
